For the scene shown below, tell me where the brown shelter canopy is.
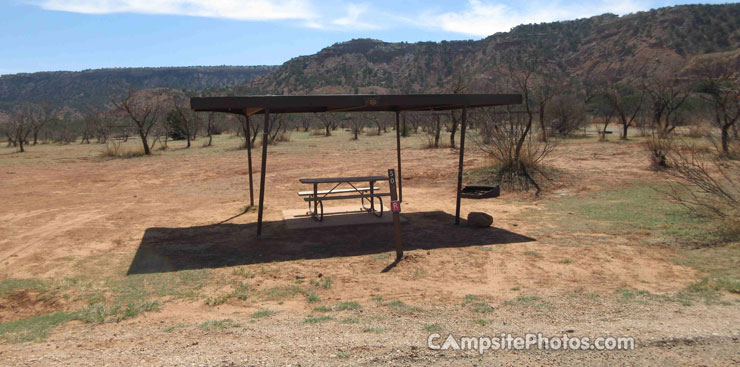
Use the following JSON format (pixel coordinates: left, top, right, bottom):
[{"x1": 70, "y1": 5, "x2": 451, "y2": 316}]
[
  {"x1": 191, "y1": 94, "x2": 521, "y2": 115},
  {"x1": 190, "y1": 94, "x2": 522, "y2": 236}
]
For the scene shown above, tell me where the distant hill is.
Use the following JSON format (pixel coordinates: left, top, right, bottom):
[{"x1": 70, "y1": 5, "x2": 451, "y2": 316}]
[
  {"x1": 0, "y1": 65, "x2": 276, "y2": 110},
  {"x1": 2, "y1": 3, "x2": 739, "y2": 111},
  {"x1": 236, "y1": 3, "x2": 740, "y2": 95}
]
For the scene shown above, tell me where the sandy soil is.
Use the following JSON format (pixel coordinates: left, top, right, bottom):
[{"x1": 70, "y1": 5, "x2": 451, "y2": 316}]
[{"x1": 0, "y1": 130, "x2": 738, "y2": 366}]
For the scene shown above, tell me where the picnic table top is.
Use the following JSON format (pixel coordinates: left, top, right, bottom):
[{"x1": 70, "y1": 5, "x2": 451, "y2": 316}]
[{"x1": 299, "y1": 176, "x2": 388, "y2": 184}]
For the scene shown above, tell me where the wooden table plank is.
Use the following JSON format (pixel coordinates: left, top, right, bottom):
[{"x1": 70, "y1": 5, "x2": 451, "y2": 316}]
[{"x1": 299, "y1": 176, "x2": 388, "y2": 184}]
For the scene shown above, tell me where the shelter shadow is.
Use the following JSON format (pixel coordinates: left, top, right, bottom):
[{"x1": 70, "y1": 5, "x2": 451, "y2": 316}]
[{"x1": 127, "y1": 211, "x2": 534, "y2": 275}]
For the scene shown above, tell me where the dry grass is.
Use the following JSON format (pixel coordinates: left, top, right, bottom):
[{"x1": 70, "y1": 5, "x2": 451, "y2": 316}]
[
  {"x1": 2, "y1": 128, "x2": 740, "y2": 354},
  {"x1": 99, "y1": 140, "x2": 146, "y2": 159}
]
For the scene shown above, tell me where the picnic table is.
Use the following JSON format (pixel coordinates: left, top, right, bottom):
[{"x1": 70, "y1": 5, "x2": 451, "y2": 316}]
[{"x1": 298, "y1": 176, "x2": 390, "y2": 221}]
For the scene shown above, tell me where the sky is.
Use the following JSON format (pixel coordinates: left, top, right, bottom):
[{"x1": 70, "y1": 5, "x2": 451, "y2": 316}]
[{"x1": 0, "y1": 0, "x2": 730, "y2": 75}]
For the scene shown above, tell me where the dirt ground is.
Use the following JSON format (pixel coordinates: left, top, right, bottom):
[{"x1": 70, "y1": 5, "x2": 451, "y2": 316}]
[{"x1": 1, "y1": 129, "x2": 739, "y2": 366}]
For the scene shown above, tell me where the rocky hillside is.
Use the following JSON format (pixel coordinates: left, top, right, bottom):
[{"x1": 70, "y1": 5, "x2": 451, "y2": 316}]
[
  {"x1": 0, "y1": 65, "x2": 275, "y2": 110},
  {"x1": 3, "y1": 3, "x2": 738, "y2": 109},
  {"x1": 237, "y1": 3, "x2": 740, "y2": 95}
]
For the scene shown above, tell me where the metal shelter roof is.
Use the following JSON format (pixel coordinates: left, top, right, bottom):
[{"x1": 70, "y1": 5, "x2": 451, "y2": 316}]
[{"x1": 190, "y1": 94, "x2": 522, "y2": 115}]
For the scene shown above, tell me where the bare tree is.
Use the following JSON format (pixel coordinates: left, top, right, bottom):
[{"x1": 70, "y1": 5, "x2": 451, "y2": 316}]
[
  {"x1": 547, "y1": 94, "x2": 587, "y2": 137},
  {"x1": 29, "y1": 102, "x2": 55, "y2": 145},
  {"x1": 595, "y1": 74, "x2": 645, "y2": 140},
  {"x1": 7, "y1": 106, "x2": 34, "y2": 152},
  {"x1": 401, "y1": 113, "x2": 408, "y2": 137},
  {"x1": 422, "y1": 113, "x2": 445, "y2": 148},
  {"x1": 473, "y1": 107, "x2": 556, "y2": 195},
  {"x1": 174, "y1": 98, "x2": 200, "y2": 148},
  {"x1": 150, "y1": 114, "x2": 172, "y2": 150},
  {"x1": 80, "y1": 110, "x2": 97, "y2": 144},
  {"x1": 300, "y1": 117, "x2": 312, "y2": 132},
  {"x1": 589, "y1": 91, "x2": 617, "y2": 141},
  {"x1": 237, "y1": 114, "x2": 257, "y2": 149},
  {"x1": 250, "y1": 117, "x2": 261, "y2": 145},
  {"x1": 405, "y1": 112, "x2": 423, "y2": 133},
  {"x1": 112, "y1": 90, "x2": 162, "y2": 155},
  {"x1": 446, "y1": 72, "x2": 470, "y2": 148},
  {"x1": 316, "y1": 113, "x2": 337, "y2": 137},
  {"x1": 0, "y1": 111, "x2": 12, "y2": 147},
  {"x1": 664, "y1": 141, "x2": 740, "y2": 227},
  {"x1": 471, "y1": 49, "x2": 558, "y2": 194},
  {"x1": 50, "y1": 110, "x2": 78, "y2": 144},
  {"x1": 96, "y1": 111, "x2": 118, "y2": 143},
  {"x1": 266, "y1": 113, "x2": 287, "y2": 144},
  {"x1": 493, "y1": 51, "x2": 537, "y2": 167},
  {"x1": 204, "y1": 112, "x2": 218, "y2": 146},
  {"x1": 373, "y1": 114, "x2": 386, "y2": 135},
  {"x1": 642, "y1": 70, "x2": 690, "y2": 138},
  {"x1": 346, "y1": 113, "x2": 366, "y2": 140},
  {"x1": 691, "y1": 61, "x2": 740, "y2": 155},
  {"x1": 533, "y1": 68, "x2": 565, "y2": 141}
]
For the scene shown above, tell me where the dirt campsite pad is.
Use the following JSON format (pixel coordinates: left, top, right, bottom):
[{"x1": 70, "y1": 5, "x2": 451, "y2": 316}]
[
  {"x1": 1, "y1": 130, "x2": 739, "y2": 365},
  {"x1": 281, "y1": 205, "x2": 408, "y2": 230}
]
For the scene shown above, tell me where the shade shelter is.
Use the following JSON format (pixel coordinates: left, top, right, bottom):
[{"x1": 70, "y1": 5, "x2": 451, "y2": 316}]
[{"x1": 191, "y1": 94, "x2": 522, "y2": 236}]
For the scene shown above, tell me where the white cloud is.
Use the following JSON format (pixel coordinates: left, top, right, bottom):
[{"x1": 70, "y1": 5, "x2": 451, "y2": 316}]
[
  {"x1": 29, "y1": 0, "x2": 652, "y2": 35},
  {"x1": 34, "y1": 0, "x2": 318, "y2": 21},
  {"x1": 427, "y1": 0, "x2": 644, "y2": 37},
  {"x1": 32, "y1": 0, "x2": 390, "y2": 30},
  {"x1": 331, "y1": 3, "x2": 380, "y2": 30}
]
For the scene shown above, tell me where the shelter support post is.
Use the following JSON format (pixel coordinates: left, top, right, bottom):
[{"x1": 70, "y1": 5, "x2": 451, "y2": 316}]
[
  {"x1": 257, "y1": 109, "x2": 270, "y2": 236},
  {"x1": 455, "y1": 106, "x2": 467, "y2": 225},
  {"x1": 388, "y1": 169, "x2": 403, "y2": 260},
  {"x1": 244, "y1": 112, "x2": 254, "y2": 208},
  {"x1": 395, "y1": 111, "x2": 402, "y2": 202}
]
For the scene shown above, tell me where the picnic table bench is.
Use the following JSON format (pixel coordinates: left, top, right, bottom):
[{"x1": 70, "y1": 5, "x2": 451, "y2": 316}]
[{"x1": 298, "y1": 176, "x2": 390, "y2": 221}]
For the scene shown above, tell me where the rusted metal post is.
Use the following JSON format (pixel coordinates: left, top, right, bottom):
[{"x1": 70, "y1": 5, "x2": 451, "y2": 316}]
[
  {"x1": 455, "y1": 106, "x2": 467, "y2": 225},
  {"x1": 257, "y1": 110, "x2": 270, "y2": 236},
  {"x1": 395, "y1": 111, "x2": 402, "y2": 202},
  {"x1": 388, "y1": 168, "x2": 403, "y2": 260},
  {"x1": 244, "y1": 112, "x2": 254, "y2": 207}
]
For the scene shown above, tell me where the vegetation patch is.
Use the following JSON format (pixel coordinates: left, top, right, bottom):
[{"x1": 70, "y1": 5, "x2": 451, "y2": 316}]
[
  {"x1": 0, "y1": 278, "x2": 50, "y2": 296},
  {"x1": 199, "y1": 319, "x2": 241, "y2": 330},
  {"x1": 385, "y1": 300, "x2": 421, "y2": 313},
  {"x1": 251, "y1": 309, "x2": 276, "y2": 318},
  {"x1": 162, "y1": 323, "x2": 188, "y2": 333},
  {"x1": 463, "y1": 295, "x2": 495, "y2": 313},
  {"x1": 0, "y1": 312, "x2": 75, "y2": 343},
  {"x1": 310, "y1": 277, "x2": 333, "y2": 289},
  {"x1": 333, "y1": 301, "x2": 361, "y2": 311},
  {"x1": 529, "y1": 183, "x2": 712, "y2": 245},
  {"x1": 306, "y1": 293, "x2": 321, "y2": 303},
  {"x1": 205, "y1": 282, "x2": 249, "y2": 306},
  {"x1": 504, "y1": 295, "x2": 544, "y2": 307},
  {"x1": 232, "y1": 267, "x2": 256, "y2": 278},
  {"x1": 672, "y1": 243, "x2": 740, "y2": 303},
  {"x1": 76, "y1": 300, "x2": 161, "y2": 324},
  {"x1": 262, "y1": 285, "x2": 306, "y2": 301},
  {"x1": 424, "y1": 324, "x2": 442, "y2": 332},
  {"x1": 304, "y1": 314, "x2": 333, "y2": 324}
]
